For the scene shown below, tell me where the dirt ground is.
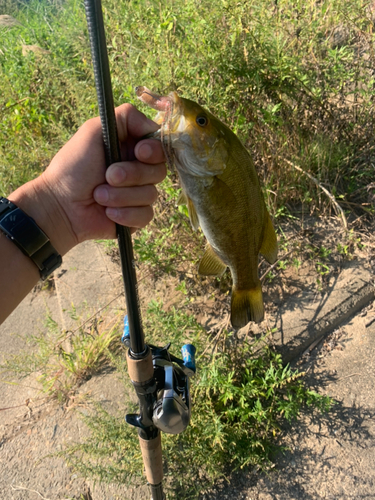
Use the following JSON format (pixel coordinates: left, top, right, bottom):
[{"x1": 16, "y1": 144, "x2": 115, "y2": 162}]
[
  {"x1": 1, "y1": 216, "x2": 375, "y2": 500},
  {"x1": 204, "y1": 304, "x2": 375, "y2": 500}
]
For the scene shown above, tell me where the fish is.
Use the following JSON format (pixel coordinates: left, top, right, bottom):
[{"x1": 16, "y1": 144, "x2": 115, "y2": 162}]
[{"x1": 135, "y1": 86, "x2": 278, "y2": 329}]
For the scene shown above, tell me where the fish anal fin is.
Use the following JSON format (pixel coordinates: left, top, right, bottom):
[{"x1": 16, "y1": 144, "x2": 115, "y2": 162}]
[
  {"x1": 198, "y1": 245, "x2": 227, "y2": 277},
  {"x1": 230, "y1": 284, "x2": 264, "y2": 328},
  {"x1": 260, "y1": 212, "x2": 278, "y2": 264}
]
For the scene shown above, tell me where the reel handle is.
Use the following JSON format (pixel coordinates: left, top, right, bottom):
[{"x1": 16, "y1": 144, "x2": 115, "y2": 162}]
[{"x1": 181, "y1": 344, "x2": 196, "y2": 373}]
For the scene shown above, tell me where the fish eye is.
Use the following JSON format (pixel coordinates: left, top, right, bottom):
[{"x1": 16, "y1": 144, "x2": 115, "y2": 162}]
[{"x1": 196, "y1": 115, "x2": 208, "y2": 127}]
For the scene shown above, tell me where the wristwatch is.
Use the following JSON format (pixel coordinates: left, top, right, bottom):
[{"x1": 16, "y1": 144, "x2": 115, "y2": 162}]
[{"x1": 0, "y1": 197, "x2": 62, "y2": 280}]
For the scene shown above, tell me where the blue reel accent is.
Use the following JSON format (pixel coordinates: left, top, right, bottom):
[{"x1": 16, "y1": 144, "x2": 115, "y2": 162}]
[
  {"x1": 181, "y1": 344, "x2": 196, "y2": 373},
  {"x1": 121, "y1": 314, "x2": 130, "y2": 345}
]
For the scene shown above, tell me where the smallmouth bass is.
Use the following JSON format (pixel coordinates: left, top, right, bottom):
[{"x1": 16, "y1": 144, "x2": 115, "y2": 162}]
[{"x1": 136, "y1": 86, "x2": 278, "y2": 329}]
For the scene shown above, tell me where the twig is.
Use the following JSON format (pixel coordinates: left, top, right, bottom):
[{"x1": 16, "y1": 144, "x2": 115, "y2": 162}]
[
  {"x1": 0, "y1": 394, "x2": 50, "y2": 412},
  {"x1": 210, "y1": 315, "x2": 230, "y2": 358},
  {"x1": 53, "y1": 269, "x2": 67, "y2": 336},
  {"x1": 198, "y1": 314, "x2": 230, "y2": 359},
  {"x1": 10, "y1": 485, "x2": 52, "y2": 500},
  {"x1": 0, "y1": 403, "x2": 30, "y2": 412},
  {"x1": 337, "y1": 373, "x2": 360, "y2": 380},
  {"x1": 301, "y1": 336, "x2": 324, "y2": 357},
  {"x1": 284, "y1": 159, "x2": 348, "y2": 230},
  {"x1": 1, "y1": 97, "x2": 31, "y2": 112},
  {"x1": 260, "y1": 249, "x2": 294, "y2": 282},
  {"x1": 199, "y1": 330, "x2": 221, "y2": 359},
  {"x1": 55, "y1": 292, "x2": 124, "y2": 348}
]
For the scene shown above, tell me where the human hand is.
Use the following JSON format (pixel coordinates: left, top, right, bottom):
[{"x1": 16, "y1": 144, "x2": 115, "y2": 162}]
[{"x1": 11, "y1": 104, "x2": 166, "y2": 255}]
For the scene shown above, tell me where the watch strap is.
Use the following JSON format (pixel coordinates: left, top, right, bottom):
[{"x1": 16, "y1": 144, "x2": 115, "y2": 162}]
[{"x1": 0, "y1": 197, "x2": 62, "y2": 280}]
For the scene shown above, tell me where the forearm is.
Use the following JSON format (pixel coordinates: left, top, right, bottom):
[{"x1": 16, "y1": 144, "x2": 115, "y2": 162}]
[
  {"x1": 1, "y1": 177, "x2": 75, "y2": 324},
  {"x1": 0, "y1": 226, "x2": 40, "y2": 324}
]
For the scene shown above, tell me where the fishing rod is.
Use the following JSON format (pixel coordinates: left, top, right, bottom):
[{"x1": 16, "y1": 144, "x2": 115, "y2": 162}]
[{"x1": 83, "y1": 1, "x2": 196, "y2": 498}]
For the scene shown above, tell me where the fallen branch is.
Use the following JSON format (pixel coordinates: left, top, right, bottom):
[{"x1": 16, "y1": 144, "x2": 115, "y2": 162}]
[
  {"x1": 260, "y1": 249, "x2": 294, "y2": 282},
  {"x1": 55, "y1": 291, "x2": 124, "y2": 348},
  {"x1": 10, "y1": 485, "x2": 52, "y2": 500},
  {"x1": 284, "y1": 159, "x2": 348, "y2": 230}
]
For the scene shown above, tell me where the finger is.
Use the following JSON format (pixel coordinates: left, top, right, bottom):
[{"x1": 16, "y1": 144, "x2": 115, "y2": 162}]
[
  {"x1": 115, "y1": 103, "x2": 159, "y2": 142},
  {"x1": 106, "y1": 205, "x2": 154, "y2": 229},
  {"x1": 135, "y1": 139, "x2": 165, "y2": 164},
  {"x1": 94, "y1": 184, "x2": 158, "y2": 207},
  {"x1": 106, "y1": 161, "x2": 166, "y2": 187}
]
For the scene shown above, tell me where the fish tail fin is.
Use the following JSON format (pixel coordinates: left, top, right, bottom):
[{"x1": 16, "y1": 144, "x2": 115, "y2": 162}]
[{"x1": 230, "y1": 283, "x2": 264, "y2": 329}]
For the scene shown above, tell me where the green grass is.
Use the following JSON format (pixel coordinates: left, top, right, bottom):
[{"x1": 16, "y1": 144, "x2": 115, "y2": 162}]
[{"x1": 0, "y1": 0, "x2": 96, "y2": 193}]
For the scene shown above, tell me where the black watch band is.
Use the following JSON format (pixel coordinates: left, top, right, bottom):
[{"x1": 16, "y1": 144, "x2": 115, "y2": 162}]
[{"x1": 0, "y1": 197, "x2": 62, "y2": 280}]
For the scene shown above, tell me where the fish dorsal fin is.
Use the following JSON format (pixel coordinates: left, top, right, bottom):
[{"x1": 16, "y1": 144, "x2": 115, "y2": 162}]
[
  {"x1": 198, "y1": 245, "x2": 227, "y2": 277},
  {"x1": 260, "y1": 212, "x2": 278, "y2": 264}
]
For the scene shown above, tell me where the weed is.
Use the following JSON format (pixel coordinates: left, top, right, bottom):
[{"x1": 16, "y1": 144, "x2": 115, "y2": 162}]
[
  {"x1": 292, "y1": 257, "x2": 302, "y2": 271},
  {"x1": 0, "y1": 311, "x2": 121, "y2": 403},
  {"x1": 315, "y1": 262, "x2": 331, "y2": 291},
  {"x1": 336, "y1": 229, "x2": 365, "y2": 260},
  {"x1": 96, "y1": 239, "x2": 118, "y2": 252},
  {"x1": 265, "y1": 270, "x2": 277, "y2": 283},
  {"x1": 277, "y1": 260, "x2": 288, "y2": 271},
  {"x1": 319, "y1": 246, "x2": 332, "y2": 260},
  {"x1": 175, "y1": 280, "x2": 188, "y2": 296},
  {"x1": 316, "y1": 262, "x2": 330, "y2": 276},
  {"x1": 337, "y1": 243, "x2": 352, "y2": 260}
]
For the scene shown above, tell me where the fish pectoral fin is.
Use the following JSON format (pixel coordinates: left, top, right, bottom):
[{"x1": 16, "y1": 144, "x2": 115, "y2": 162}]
[
  {"x1": 177, "y1": 190, "x2": 188, "y2": 206},
  {"x1": 260, "y1": 212, "x2": 278, "y2": 264},
  {"x1": 230, "y1": 284, "x2": 264, "y2": 328},
  {"x1": 198, "y1": 245, "x2": 227, "y2": 277},
  {"x1": 187, "y1": 196, "x2": 199, "y2": 231},
  {"x1": 177, "y1": 189, "x2": 199, "y2": 230}
]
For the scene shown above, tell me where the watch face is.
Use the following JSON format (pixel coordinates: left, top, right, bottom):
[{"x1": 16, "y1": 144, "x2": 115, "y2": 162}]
[{"x1": 0, "y1": 208, "x2": 48, "y2": 255}]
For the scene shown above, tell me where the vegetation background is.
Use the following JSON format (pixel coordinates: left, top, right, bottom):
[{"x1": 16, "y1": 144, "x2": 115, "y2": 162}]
[
  {"x1": 1, "y1": 0, "x2": 374, "y2": 218},
  {"x1": 0, "y1": 0, "x2": 374, "y2": 498}
]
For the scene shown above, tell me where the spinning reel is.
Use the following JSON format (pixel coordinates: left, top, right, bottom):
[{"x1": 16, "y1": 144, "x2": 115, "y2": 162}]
[{"x1": 122, "y1": 316, "x2": 196, "y2": 436}]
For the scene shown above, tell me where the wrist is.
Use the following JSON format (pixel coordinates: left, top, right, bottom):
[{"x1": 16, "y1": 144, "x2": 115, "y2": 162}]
[{"x1": 8, "y1": 175, "x2": 77, "y2": 257}]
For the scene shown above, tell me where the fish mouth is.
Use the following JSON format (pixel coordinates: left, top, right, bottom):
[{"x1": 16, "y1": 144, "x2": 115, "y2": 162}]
[
  {"x1": 135, "y1": 86, "x2": 180, "y2": 113},
  {"x1": 136, "y1": 86, "x2": 182, "y2": 169}
]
